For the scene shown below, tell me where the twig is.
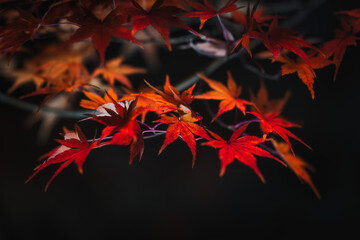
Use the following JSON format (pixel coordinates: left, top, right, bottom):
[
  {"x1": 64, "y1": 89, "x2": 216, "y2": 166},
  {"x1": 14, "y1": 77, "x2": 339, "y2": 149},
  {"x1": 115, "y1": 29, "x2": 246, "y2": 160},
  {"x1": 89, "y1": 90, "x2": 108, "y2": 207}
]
[{"x1": 0, "y1": 91, "x2": 92, "y2": 119}]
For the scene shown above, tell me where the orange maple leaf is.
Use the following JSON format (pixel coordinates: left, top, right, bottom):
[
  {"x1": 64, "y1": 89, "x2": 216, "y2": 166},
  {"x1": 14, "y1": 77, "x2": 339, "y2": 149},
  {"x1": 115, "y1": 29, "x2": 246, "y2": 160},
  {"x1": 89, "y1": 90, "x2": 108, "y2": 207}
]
[
  {"x1": 249, "y1": 80, "x2": 291, "y2": 115},
  {"x1": 203, "y1": 123, "x2": 284, "y2": 181},
  {"x1": 275, "y1": 50, "x2": 333, "y2": 99},
  {"x1": 120, "y1": 87, "x2": 177, "y2": 122},
  {"x1": 21, "y1": 70, "x2": 90, "y2": 114},
  {"x1": 80, "y1": 88, "x2": 120, "y2": 110},
  {"x1": 92, "y1": 57, "x2": 146, "y2": 88},
  {"x1": 144, "y1": 76, "x2": 200, "y2": 122},
  {"x1": 155, "y1": 113, "x2": 210, "y2": 167},
  {"x1": 7, "y1": 61, "x2": 46, "y2": 94},
  {"x1": 195, "y1": 72, "x2": 253, "y2": 121},
  {"x1": 272, "y1": 140, "x2": 320, "y2": 198}
]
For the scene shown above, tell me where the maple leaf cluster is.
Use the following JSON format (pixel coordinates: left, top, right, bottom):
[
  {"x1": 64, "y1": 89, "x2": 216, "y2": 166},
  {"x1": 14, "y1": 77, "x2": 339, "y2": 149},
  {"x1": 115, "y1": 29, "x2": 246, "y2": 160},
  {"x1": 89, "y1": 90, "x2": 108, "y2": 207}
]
[{"x1": 0, "y1": 0, "x2": 358, "y2": 197}]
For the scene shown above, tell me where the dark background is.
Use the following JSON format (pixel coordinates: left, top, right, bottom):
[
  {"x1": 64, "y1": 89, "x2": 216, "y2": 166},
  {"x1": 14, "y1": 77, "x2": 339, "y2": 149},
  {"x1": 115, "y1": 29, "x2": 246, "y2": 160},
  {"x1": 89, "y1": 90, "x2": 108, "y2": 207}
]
[{"x1": 1, "y1": 0, "x2": 360, "y2": 239}]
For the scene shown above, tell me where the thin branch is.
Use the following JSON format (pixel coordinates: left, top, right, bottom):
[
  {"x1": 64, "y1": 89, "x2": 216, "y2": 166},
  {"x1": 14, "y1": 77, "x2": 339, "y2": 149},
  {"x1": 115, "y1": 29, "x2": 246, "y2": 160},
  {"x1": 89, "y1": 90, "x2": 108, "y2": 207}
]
[{"x1": 0, "y1": 91, "x2": 92, "y2": 119}]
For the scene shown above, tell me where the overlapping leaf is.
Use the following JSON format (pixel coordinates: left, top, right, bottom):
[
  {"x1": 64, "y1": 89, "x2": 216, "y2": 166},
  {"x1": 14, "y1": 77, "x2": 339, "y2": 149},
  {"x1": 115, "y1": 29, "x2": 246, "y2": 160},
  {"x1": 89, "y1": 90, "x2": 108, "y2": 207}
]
[
  {"x1": 88, "y1": 94, "x2": 144, "y2": 163},
  {"x1": 144, "y1": 76, "x2": 200, "y2": 122},
  {"x1": 25, "y1": 124, "x2": 99, "y2": 191}
]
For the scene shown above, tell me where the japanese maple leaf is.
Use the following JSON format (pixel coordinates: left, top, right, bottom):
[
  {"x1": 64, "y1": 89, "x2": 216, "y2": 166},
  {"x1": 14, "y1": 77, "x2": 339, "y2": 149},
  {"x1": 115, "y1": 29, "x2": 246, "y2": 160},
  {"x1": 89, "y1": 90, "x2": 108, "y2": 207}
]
[
  {"x1": 195, "y1": 72, "x2": 253, "y2": 121},
  {"x1": 120, "y1": 87, "x2": 177, "y2": 122},
  {"x1": 80, "y1": 88, "x2": 120, "y2": 110},
  {"x1": 66, "y1": 7, "x2": 140, "y2": 64},
  {"x1": 336, "y1": 8, "x2": 360, "y2": 34},
  {"x1": 275, "y1": 50, "x2": 332, "y2": 99},
  {"x1": 202, "y1": 123, "x2": 283, "y2": 181},
  {"x1": 88, "y1": 95, "x2": 144, "y2": 163},
  {"x1": 249, "y1": 80, "x2": 291, "y2": 115},
  {"x1": 272, "y1": 140, "x2": 320, "y2": 198},
  {"x1": 235, "y1": 16, "x2": 321, "y2": 67},
  {"x1": 39, "y1": 60, "x2": 90, "y2": 83},
  {"x1": 321, "y1": 19, "x2": 357, "y2": 81},
  {"x1": 0, "y1": 9, "x2": 40, "y2": 62},
  {"x1": 92, "y1": 57, "x2": 146, "y2": 88},
  {"x1": 155, "y1": 113, "x2": 210, "y2": 166},
  {"x1": 25, "y1": 124, "x2": 99, "y2": 191},
  {"x1": 231, "y1": 6, "x2": 274, "y2": 27},
  {"x1": 128, "y1": 0, "x2": 199, "y2": 50},
  {"x1": 183, "y1": 0, "x2": 242, "y2": 29},
  {"x1": 21, "y1": 66, "x2": 90, "y2": 114},
  {"x1": 144, "y1": 76, "x2": 200, "y2": 122},
  {"x1": 7, "y1": 61, "x2": 45, "y2": 94},
  {"x1": 248, "y1": 110, "x2": 310, "y2": 155},
  {"x1": 231, "y1": 0, "x2": 263, "y2": 56}
]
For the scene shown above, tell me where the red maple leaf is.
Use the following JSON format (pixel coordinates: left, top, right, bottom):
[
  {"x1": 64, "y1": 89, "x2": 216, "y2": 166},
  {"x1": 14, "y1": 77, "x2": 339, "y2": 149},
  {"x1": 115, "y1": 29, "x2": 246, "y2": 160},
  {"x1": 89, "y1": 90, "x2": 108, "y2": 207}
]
[
  {"x1": 321, "y1": 17, "x2": 358, "y2": 81},
  {"x1": 234, "y1": 16, "x2": 321, "y2": 69},
  {"x1": 128, "y1": 0, "x2": 199, "y2": 50},
  {"x1": 25, "y1": 124, "x2": 99, "y2": 191},
  {"x1": 0, "y1": 9, "x2": 40, "y2": 62},
  {"x1": 336, "y1": 8, "x2": 360, "y2": 34},
  {"x1": 88, "y1": 94, "x2": 144, "y2": 163},
  {"x1": 183, "y1": 0, "x2": 242, "y2": 29},
  {"x1": 195, "y1": 72, "x2": 253, "y2": 121},
  {"x1": 155, "y1": 113, "x2": 210, "y2": 167},
  {"x1": 203, "y1": 123, "x2": 284, "y2": 181},
  {"x1": 231, "y1": 5, "x2": 274, "y2": 27},
  {"x1": 248, "y1": 110, "x2": 310, "y2": 155},
  {"x1": 66, "y1": 7, "x2": 140, "y2": 64}
]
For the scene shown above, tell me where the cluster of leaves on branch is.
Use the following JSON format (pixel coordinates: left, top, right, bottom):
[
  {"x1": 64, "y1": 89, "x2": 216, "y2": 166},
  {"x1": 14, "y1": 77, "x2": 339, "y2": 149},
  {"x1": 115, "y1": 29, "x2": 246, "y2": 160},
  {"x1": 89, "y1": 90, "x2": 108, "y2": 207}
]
[{"x1": 1, "y1": 0, "x2": 359, "y2": 197}]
